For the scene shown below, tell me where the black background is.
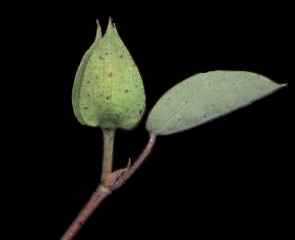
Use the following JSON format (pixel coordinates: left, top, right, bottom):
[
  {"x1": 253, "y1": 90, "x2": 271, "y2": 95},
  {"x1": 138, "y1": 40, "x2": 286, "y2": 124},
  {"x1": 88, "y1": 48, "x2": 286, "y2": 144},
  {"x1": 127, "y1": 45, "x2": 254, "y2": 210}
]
[{"x1": 7, "y1": 3, "x2": 292, "y2": 239}]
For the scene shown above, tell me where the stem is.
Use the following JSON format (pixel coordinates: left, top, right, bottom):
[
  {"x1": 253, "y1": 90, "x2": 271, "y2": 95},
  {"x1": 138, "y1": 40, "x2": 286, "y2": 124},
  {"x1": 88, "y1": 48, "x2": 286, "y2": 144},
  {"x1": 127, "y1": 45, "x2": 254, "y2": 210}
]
[
  {"x1": 101, "y1": 129, "x2": 115, "y2": 183},
  {"x1": 61, "y1": 133, "x2": 156, "y2": 240},
  {"x1": 110, "y1": 133, "x2": 156, "y2": 191},
  {"x1": 61, "y1": 185, "x2": 111, "y2": 240}
]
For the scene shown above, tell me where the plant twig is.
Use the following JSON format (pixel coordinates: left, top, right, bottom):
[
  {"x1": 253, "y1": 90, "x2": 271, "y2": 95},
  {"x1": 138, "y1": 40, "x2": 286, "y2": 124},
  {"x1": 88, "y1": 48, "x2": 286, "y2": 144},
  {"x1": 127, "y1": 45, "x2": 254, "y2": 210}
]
[
  {"x1": 61, "y1": 133, "x2": 156, "y2": 240},
  {"x1": 60, "y1": 185, "x2": 111, "y2": 240},
  {"x1": 101, "y1": 129, "x2": 115, "y2": 183},
  {"x1": 110, "y1": 133, "x2": 156, "y2": 191}
]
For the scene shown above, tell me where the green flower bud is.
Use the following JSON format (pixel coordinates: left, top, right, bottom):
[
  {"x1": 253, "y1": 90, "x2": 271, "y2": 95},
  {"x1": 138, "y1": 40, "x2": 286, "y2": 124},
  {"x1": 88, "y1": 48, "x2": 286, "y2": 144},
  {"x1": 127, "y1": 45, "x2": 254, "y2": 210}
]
[{"x1": 72, "y1": 18, "x2": 146, "y2": 130}]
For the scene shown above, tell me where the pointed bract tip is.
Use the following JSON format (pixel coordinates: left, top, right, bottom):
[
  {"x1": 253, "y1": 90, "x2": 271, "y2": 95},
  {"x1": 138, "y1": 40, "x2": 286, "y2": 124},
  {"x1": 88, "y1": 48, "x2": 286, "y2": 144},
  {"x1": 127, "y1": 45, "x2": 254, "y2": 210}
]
[
  {"x1": 275, "y1": 81, "x2": 288, "y2": 89},
  {"x1": 278, "y1": 83, "x2": 288, "y2": 91},
  {"x1": 106, "y1": 16, "x2": 116, "y2": 33},
  {"x1": 108, "y1": 16, "x2": 113, "y2": 24},
  {"x1": 281, "y1": 82, "x2": 288, "y2": 88},
  {"x1": 95, "y1": 19, "x2": 102, "y2": 40},
  {"x1": 96, "y1": 19, "x2": 100, "y2": 26},
  {"x1": 112, "y1": 21, "x2": 119, "y2": 34}
]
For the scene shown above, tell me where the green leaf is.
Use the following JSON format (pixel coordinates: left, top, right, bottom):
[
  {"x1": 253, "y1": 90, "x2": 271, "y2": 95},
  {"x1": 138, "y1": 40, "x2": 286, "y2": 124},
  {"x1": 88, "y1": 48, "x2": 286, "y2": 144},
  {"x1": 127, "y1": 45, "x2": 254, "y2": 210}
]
[{"x1": 146, "y1": 71, "x2": 286, "y2": 135}]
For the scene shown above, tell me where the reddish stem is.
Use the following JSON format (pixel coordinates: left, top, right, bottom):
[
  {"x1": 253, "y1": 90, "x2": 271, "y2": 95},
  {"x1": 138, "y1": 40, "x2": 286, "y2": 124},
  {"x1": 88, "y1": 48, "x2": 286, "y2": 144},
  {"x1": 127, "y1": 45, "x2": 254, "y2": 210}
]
[
  {"x1": 61, "y1": 185, "x2": 111, "y2": 240},
  {"x1": 110, "y1": 133, "x2": 156, "y2": 191},
  {"x1": 61, "y1": 133, "x2": 156, "y2": 240}
]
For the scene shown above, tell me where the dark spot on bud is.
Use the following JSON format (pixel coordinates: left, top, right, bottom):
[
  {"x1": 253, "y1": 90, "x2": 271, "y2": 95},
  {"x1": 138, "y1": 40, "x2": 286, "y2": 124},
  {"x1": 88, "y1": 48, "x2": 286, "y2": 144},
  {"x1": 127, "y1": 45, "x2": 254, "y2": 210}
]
[
  {"x1": 108, "y1": 72, "x2": 113, "y2": 77},
  {"x1": 119, "y1": 54, "x2": 123, "y2": 58},
  {"x1": 84, "y1": 106, "x2": 88, "y2": 110},
  {"x1": 124, "y1": 89, "x2": 129, "y2": 93},
  {"x1": 99, "y1": 56, "x2": 104, "y2": 60},
  {"x1": 114, "y1": 113, "x2": 120, "y2": 120},
  {"x1": 106, "y1": 96, "x2": 111, "y2": 100},
  {"x1": 105, "y1": 52, "x2": 109, "y2": 56}
]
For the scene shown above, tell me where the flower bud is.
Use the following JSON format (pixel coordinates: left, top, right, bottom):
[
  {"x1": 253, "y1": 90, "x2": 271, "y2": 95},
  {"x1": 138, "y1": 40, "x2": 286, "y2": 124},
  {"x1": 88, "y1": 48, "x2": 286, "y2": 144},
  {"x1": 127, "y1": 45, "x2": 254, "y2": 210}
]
[{"x1": 72, "y1": 19, "x2": 146, "y2": 129}]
